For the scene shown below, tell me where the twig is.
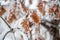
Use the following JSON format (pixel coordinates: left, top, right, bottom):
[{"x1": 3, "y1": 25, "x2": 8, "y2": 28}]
[
  {"x1": 41, "y1": 22, "x2": 50, "y2": 31},
  {"x1": 2, "y1": 31, "x2": 10, "y2": 40},
  {"x1": 2, "y1": 30, "x2": 11, "y2": 40},
  {"x1": 0, "y1": 16, "x2": 12, "y2": 29},
  {"x1": 2, "y1": 29, "x2": 13, "y2": 40},
  {"x1": 30, "y1": 30, "x2": 32, "y2": 40}
]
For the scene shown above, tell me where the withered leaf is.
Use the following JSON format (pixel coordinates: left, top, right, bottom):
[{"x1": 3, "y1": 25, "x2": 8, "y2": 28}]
[{"x1": 0, "y1": 6, "x2": 6, "y2": 16}]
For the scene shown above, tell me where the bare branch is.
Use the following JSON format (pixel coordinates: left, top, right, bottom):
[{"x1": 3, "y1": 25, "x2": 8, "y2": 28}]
[{"x1": 0, "y1": 16, "x2": 12, "y2": 29}]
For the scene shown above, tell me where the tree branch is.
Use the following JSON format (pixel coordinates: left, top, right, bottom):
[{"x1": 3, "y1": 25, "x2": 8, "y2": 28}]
[{"x1": 0, "y1": 16, "x2": 12, "y2": 29}]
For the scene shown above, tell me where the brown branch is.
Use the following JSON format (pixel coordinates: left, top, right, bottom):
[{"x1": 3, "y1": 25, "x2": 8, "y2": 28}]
[
  {"x1": 30, "y1": 30, "x2": 32, "y2": 40},
  {"x1": 41, "y1": 22, "x2": 50, "y2": 31},
  {"x1": 41, "y1": 19, "x2": 60, "y2": 40}
]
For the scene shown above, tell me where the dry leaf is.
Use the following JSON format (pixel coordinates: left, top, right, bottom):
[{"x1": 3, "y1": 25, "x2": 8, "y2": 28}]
[
  {"x1": 21, "y1": 19, "x2": 29, "y2": 32},
  {"x1": 37, "y1": 3, "x2": 45, "y2": 16},
  {"x1": 0, "y1": 6, "x2": 6, "y2": 16},
  {"x1": 21, "y1": 2, "x2": 28, "y2": 13},
  {"x1": 30, "y1": 11, "x2": 40, "y2": 24},
  {"x1": 7, "y1": 10, "x2": 16, "y2": 23},
  {"x1": 55, "y1": 9, "x2": 60, "y2": 20}
]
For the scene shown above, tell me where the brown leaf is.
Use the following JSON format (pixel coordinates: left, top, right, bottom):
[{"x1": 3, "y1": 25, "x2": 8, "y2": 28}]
[
  {"x1": 49, "y1": 5, "x2": 58, "y2": 15},
  {"x1": 37, "y1": 3, "x2": 45, "y2": 16},
  {"x1": 49, "y1": 7, "x2": 54, "y2": 15},
  {"x1": 0, "y1": 6, "x2": 6, "y2": 16},
  {"x1": 55, "y1": 11, "x2": 60, "y2": 20},
  {"x1": 29, "y1": 0, "x2": 32, "y2": 4},
  {"x1": 30, "y1": 11, "x2": 40, "y2": 24},
  {"x1": 7, "y1": 10, "x2": 16, "y2": 23},
  {"x1": 21, "y1": 19, "x2": 29, "y2": 32},
  {"x1": 21, "y1": 2, "x2": 28, "y2": 13},
  {"x1": 4, "y1": 0, "x2": 8, "y2": 2}
]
